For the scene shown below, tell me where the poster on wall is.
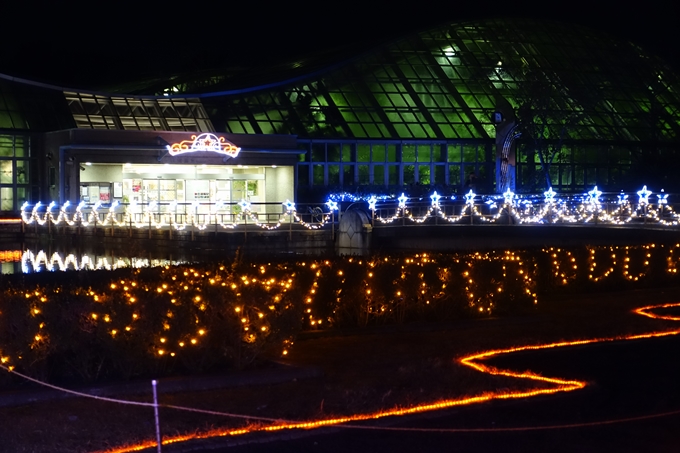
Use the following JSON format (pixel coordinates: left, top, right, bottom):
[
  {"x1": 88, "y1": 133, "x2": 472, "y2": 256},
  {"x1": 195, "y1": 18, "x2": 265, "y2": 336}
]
[
  {"x1": 99, "y1": 186, "x2": 110, "y2": 203},
  {"x1": 113, "y1": 182, "x2": 123, "y2": 198}
]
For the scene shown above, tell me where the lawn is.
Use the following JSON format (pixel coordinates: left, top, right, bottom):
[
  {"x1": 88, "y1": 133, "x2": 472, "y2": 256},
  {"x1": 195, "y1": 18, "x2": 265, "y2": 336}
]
[{"x1": 1, "y1": 286, "x2": 679, "y2": 453}]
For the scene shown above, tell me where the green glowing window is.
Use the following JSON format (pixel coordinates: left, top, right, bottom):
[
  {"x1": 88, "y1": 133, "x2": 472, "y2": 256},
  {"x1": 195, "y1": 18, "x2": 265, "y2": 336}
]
[
  {"x1": 374, "y1": 165, "x2": 385, "y2": 185},
  {"x1": 357, "y1": 144, "x2": 370, "y2": 162},
  {"x1": 449, "y1": 165, "x2": 461, "y2": 186},
  {"x1": 343, "y1": 165, "x2": 355, "y2": 186},
  {"x1": 404, "y1": 165, "x2": 415, "y2": 184},
  {"x1": 447, "y1": 145, "x2": 462, "y2": 162},
  {"x1": 463, "y1": 145, "x2": 477, "y2": 162},
  {"x1": 0, "y1": 136, "x2": 13, "y2": 157},
  {"x1": 0, "y1": 187, "x2": 12, "y2": 211},
  {"x1": 388, "y1": 165, "x2": 399, "y2": 185},
  {"x1": 328, "y1": 165, "x2": 340, "y2": 185},
  {"x1": 372, "y1": 145, "x2": 386, "y2": 162},
  {"x1": 417, "y1": 145, "x2": 431, "y2": 162},
  {"x1": 0, "y1": 161, "x2": 12, "y2": 184},
  {"x1": 418, "y1": 166, "x2": 431, "y2": 184},
  {"x1": 341, "y1": 144, "x2": 353, "y2": 162},
  {"x1": 402, "y1": 145, "x2": 416, "y2": 162},
  {"x1": 313, "y1": 165, "x2": 324, "y2": 185},
  {"x1": 358, "y1": 165, "x2": 370, "y2": 184},
  {"x1": 327, "y1": 144, "x2": 341, "y2": 162},
  {"x1": 387, "y1": 145, "x2": 398, "y2": 162},
  {"x1": 16, "y1": 161, "x2": 28, "y2": 184}
]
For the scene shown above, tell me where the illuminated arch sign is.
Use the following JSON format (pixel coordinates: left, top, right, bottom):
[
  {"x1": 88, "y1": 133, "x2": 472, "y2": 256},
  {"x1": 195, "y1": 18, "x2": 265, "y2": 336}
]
[{"x1": 166, "y1": 133, "x2": 240, "y2": 158}]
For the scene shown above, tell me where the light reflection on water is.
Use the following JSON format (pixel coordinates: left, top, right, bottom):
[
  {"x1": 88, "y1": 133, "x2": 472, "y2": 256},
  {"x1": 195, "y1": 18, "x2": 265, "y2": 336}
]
[{"x1": 1, "y1": 249, "x2": 185, "y2": 274}]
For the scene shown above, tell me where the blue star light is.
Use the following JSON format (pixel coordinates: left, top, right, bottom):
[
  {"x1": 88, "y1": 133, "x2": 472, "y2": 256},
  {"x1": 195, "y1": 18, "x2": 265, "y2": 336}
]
[
  {"x1": 464, "y1": 190, "x2": 476, "y2": 205},
  {"x1": 543, "y1": 187, "x2": 556, "y2": 203},
  {"x1": 587, "y1": 186, "x2": 602, "y2": 205},
  {"x1": 398, "y1": 193, "x2": 408, "y2": 209},
  {"x1": 283, "y1": 199, "x2": 296, "y2": 212},
  {"x1": 368, "y1": 196, "x2": 377, "y2": 211},
  {"x1": 658, "y1": 189, "x2": 668, "y2": 205},
  {"x1": 617, "y1": 192, "x2": 629, "y2": 205},
  {"x1": 430, "y1": 191, "x2": 441, "y2": 207},
  {"x1": 637, "y1": 185, "x2": 652, "y2": 205},
  {"x1": 239, "y1": 199, "x2": 251, "y2": 212},
  {"x1": 326, "y1": 200, "x2": 339, "y2": 211},
  {"x1": 503, "y1": 188, "x2": 515, "y2": 205}
]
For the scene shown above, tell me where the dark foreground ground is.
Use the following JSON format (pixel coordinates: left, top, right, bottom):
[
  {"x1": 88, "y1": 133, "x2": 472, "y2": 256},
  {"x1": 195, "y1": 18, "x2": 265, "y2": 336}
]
[{"x1": 2, "y1": 286, "x2": 680, "y2": 453}]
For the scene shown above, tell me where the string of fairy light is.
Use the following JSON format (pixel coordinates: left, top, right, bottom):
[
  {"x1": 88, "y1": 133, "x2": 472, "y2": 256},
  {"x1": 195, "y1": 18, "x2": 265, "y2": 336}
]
[
  {"x1": 2, "y1": 297, "x2": 680, "y2": 453},
  {"x1": 3, "y1": 243, "x2": 680, "y2": 376},
  {"x1": 18, "y1": 185, "x2": 680, "y2": 232},
  {"x1": 19, "y1": 199, "x2": 338, "y2": 231}
]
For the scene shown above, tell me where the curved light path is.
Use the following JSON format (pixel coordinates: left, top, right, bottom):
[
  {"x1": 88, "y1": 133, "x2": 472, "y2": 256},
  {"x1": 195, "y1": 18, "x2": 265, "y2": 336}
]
[{"x1": 86, "y1": 301, "x2": 680, "y2": 453}]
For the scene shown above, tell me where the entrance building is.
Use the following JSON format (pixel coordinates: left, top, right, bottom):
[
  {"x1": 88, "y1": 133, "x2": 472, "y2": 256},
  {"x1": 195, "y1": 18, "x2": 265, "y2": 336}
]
[{"x1": 47, "y1": 129, "x2": 300, "y2": 216}]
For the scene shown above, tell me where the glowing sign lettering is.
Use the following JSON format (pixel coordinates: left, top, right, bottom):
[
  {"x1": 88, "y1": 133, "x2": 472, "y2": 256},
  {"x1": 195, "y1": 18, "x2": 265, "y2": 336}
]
[{"x1": 166, "y1": 133, "x2": 240, "y2": 158}]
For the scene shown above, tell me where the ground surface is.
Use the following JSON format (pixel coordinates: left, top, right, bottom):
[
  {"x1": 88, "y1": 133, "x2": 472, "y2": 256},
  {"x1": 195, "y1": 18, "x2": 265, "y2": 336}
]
[{"x1": 1, "y1": 286, "x2": 680, "y2": 452}]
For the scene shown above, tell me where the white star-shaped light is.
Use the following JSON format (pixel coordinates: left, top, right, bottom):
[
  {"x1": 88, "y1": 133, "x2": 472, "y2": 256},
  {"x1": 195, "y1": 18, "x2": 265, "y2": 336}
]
[
  {"x1": 502, "y1": 188, "x2": 515, "y2": 205},
  {"x1": 326, "y1": 200, "x2": 338, "y2": 211},
  {"x1": 367, "y1": 196, "x2": 377, "y2": 211},
  {"x1": 637, "y1": 185, "x2": 652, "y2": 205},
  {"x1": 464, "y1": 190, "x2": 476, "y2": 205},
  {"x1": 587, "y1": 186, "x2": 602, "y2": 205},
  {"x1": 398, "y1": 193, "x2": 408, "y2": 209},
  {"x1": 283, "y1": 199, "x2": 296, "y2": 212},
  {"x1": 238, "y1": 199, "x2": 251, "y2": 212},
  {"x1": 430, "y1": 191, "x2": 441, "y2": 207},
  {"x1": 544, "y1": 187, "x2": 556, "y2": 204},
  {"x1": 617, "y1": 192, "x2": 629, "y2": 205},
  {"x1": 658, "y1": 189, "x2": 668, "y2": 205}
]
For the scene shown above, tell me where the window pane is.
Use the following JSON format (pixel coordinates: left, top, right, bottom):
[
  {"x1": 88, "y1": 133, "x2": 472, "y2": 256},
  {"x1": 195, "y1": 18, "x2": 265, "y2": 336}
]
[
  {"x1": 311, "y1": 144, "x2": 325, "y2": 162},
  {"x1": 372, "y1": 145, "x2": 386, "y2": 162},
  {"x1": 402, "y1": 145, "x2": 416, "y2": 162},
  {"x1": 404, "y1": 165, "x2": 415, "y2": 185},
  {"x1": 342, "y1": 144, "x2": 353, "y2": 162},
  {"x1": 387, "y1": 145, "x2": 398, "y2": 162},
  {"x1": 374, "y1": 165, "x2": 385, "y2": 185},
  {"x1": 313, "y1": 165, "x2": 324, "y2": 185},
  {"x1": 0, "y1": 136, "x2": 13, "y2": 157},
  {"x1": 16, "y1": 160, "x2": 28, "y2": 184},
  {"x1": 298, "y1": 164, "x2": 310, "y2": 187},
  {"x1": 417, "y1": 145, "x2": 431, "y2": 162},
  {"x1": 447, "y1": 145, "x2": 461, "y2": 162},
  {"x1": 418, "y1": 165, "x2": 431, "y2": 184},
  {"x1": 358, "y1": 165, "x2": 370, "y2": 184},
  {"x1": 328, "y1": 165, "x2": 340, "y2": 185},
  {"x1": 343, "y1": 165, "x2": 355, "y2": 186},
  {"x1": 463, "y1": 145, "x2": 477, "y2": 162},
  {"x1": 434, "y1": 165, "x2": 445, "y2": 184},
  {"x1": 0, "y1": 187, "x2": 12, "y2": 210},
  {"x1": 0, "y1": 161, "x2": 12, "y2": 183},
  {"x1": 357, "y1": 144, "x2": 370, "y2": 162},
  {"x1": 327, "y1": 144, "x2": 341, "y2": 162},
  {"x1": 388, "y1": 165, "x2": 399, "y2": 185},
  {"x1": 449, "y1": 164, "x2": 461, "y2": 187}
]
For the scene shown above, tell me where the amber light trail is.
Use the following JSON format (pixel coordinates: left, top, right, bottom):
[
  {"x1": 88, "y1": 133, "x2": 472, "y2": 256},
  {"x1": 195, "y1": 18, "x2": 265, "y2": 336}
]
[{"x1": 91, "y1": 302, "x2": 680, "y2": 453}]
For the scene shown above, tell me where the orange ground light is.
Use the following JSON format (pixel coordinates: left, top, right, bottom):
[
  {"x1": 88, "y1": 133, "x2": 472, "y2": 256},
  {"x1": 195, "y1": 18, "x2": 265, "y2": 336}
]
[{"x1": 91, "y1": 301, "x2": 680, "y2": 453}]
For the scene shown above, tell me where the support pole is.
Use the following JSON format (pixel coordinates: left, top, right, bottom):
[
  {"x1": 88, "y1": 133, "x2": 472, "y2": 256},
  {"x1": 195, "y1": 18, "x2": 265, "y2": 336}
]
[{"x1": 152, "y1": 380, "x2": 162, "y2": 453}]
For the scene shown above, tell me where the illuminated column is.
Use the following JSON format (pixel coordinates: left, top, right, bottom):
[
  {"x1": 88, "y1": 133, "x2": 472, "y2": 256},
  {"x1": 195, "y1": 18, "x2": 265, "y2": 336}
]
[{"x1": 493, "y1": 97, "x2": 519, "y2": 194}]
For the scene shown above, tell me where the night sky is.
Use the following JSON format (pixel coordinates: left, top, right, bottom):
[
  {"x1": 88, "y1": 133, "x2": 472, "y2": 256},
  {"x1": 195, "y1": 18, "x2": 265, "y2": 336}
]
[{"x1": 1, "y1": 1, "x2": 677, "y2": 90}]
